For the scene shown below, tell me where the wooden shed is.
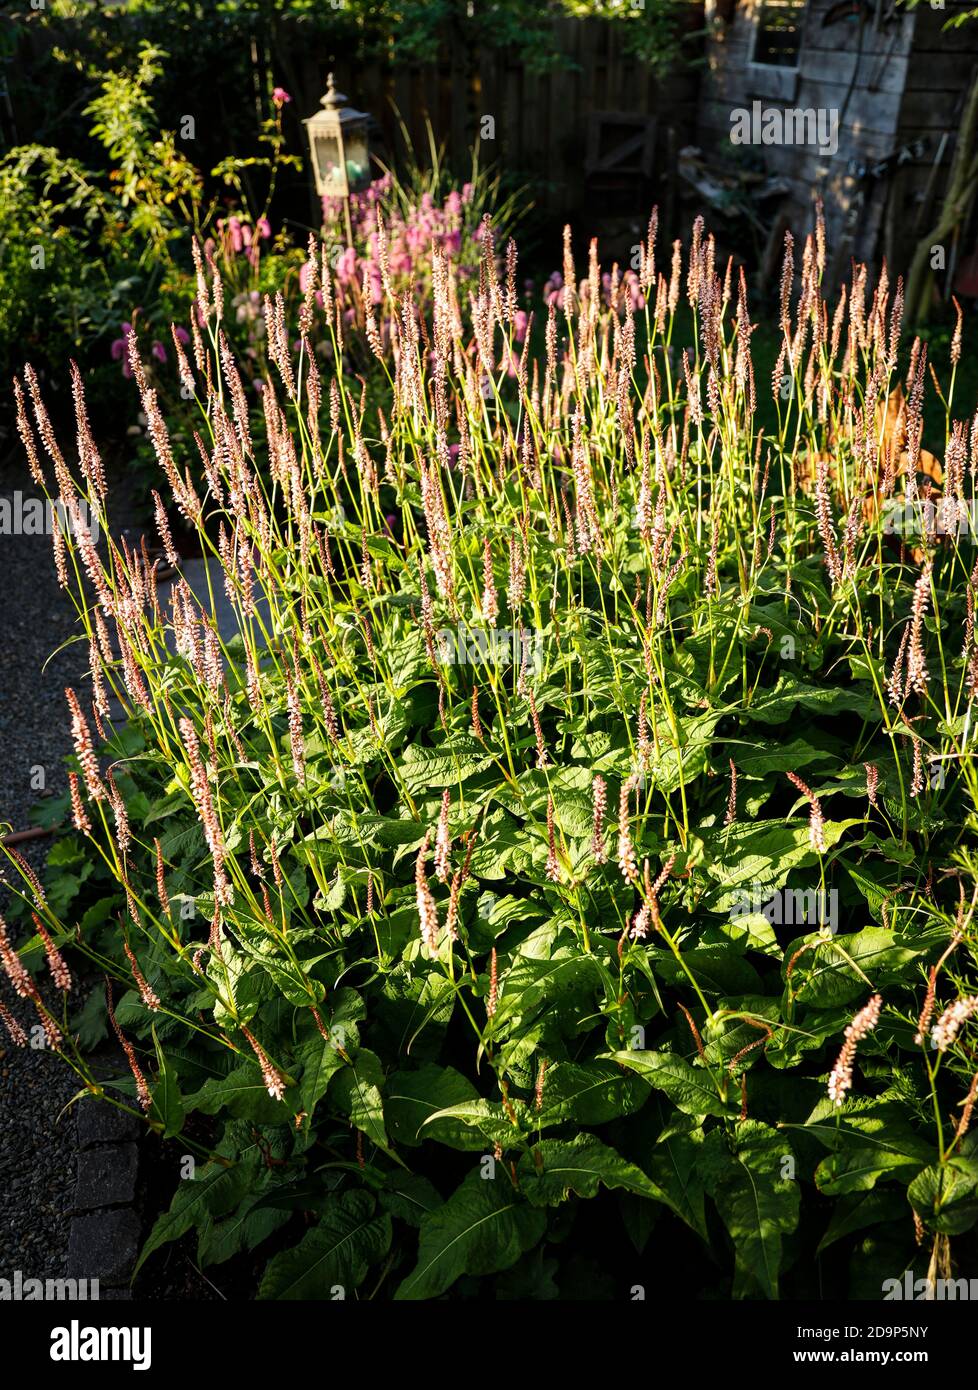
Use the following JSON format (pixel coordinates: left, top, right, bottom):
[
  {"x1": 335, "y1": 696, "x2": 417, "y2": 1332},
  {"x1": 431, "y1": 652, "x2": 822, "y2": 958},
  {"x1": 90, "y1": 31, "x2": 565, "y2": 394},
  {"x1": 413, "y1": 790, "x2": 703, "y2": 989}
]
[{"x1": 697, "y1": 0, "x2": 978, "y2": 297}]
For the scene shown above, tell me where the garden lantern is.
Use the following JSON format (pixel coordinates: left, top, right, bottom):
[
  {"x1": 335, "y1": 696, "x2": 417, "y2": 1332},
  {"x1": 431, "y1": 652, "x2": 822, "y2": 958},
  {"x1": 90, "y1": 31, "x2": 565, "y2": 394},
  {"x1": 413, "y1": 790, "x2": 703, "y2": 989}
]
[{"x1": 303, "y1": 73, "x2": 371, "y2": 246}]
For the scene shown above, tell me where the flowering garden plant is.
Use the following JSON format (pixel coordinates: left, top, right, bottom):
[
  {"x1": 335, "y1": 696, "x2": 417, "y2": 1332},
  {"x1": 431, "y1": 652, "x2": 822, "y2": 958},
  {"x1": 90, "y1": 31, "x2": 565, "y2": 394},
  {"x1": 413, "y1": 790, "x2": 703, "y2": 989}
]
[
  {"x1": 315, "y1": 143, "x2": 524, "y2": 375},
  {"x1": 5, "y1": 205, "x2": 978, "y2": 1299}
]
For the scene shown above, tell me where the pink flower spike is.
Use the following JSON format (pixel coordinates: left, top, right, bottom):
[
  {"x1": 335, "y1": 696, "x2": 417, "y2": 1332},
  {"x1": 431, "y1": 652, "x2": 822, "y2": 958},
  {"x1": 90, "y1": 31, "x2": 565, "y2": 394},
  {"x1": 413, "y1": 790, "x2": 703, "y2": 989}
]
[{"x1": 827, "y1": 994, "x2": 882, "y2": 1106}]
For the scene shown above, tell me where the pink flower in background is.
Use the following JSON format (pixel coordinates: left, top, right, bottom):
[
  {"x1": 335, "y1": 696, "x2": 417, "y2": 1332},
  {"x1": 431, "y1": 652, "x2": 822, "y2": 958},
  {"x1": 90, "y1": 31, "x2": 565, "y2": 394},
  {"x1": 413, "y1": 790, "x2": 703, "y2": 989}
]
[
  {"x1": 336, "y1": 246, "x2": 358, "y2": 283},
  {"x1": 406, "y1": 222, "x2": 427, "y2": 255},
  {"x1": 173, "y1": 326, "x2": 190, "y2": 346},
  {"x1": 272, "y1": 87, "x2": 291, "y2": 107},
  {"x1": 110, "y1": 323, "x2": 134, "y2": 378},
  {"x1": 514, "y1": 309, "x2": 528, "y2": 344},
  {"x1": 543, "y1": 272, "x2": 565, "y2": 309},
  {"x1": 151, "y1": 341, "x2": 167, "y2": 364},
  {"x1": 226, "y1": 216, "x2": 243, "y2": 253},
  {"x1": 316, "y1": 172, "x2": 491, "y2": 336},
  {"x1": 256, "y1": 217, "x2": 272, "y2": 240}
]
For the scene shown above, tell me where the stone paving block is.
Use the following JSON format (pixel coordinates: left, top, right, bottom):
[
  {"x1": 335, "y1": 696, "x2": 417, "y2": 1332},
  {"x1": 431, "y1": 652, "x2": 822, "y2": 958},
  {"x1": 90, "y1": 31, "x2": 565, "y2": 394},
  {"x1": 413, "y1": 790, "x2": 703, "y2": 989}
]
[
  {"x1": 72, "y1": 1143, "x2": 139, "y2": 1213},
  {"x1": 76, "y1": 1099, "x2": 141, "y2": 1149},
  {"x1": 67, "y1": 1207, "x2": 141, "y2": 1286}
]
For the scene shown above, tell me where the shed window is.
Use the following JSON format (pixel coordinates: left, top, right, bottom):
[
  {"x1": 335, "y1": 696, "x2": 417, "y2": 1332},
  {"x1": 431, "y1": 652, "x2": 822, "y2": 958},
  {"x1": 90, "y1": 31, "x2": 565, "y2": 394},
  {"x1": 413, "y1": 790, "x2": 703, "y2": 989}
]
[{"x1": 753, "y1": 0, "x2": 806, "y2": 68}]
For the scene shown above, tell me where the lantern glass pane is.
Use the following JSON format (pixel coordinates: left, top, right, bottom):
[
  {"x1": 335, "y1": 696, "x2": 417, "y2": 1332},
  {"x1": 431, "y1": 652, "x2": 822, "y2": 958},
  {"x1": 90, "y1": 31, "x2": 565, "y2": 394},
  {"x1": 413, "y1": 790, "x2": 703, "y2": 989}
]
[
  {"x1": 344, "y1": 126, "x2": 370, "y2": 189},
  {"x1": 313, "y1": 132, "x2": 346, "y2": 194}
]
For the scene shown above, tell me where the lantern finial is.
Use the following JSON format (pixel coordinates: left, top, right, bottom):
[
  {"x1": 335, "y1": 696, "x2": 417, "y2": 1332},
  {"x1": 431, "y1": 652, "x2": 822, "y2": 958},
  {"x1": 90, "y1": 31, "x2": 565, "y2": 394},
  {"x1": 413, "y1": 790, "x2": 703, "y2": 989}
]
[{"x1": 322, "y1": 73, "x2": 346, "y2": 110}]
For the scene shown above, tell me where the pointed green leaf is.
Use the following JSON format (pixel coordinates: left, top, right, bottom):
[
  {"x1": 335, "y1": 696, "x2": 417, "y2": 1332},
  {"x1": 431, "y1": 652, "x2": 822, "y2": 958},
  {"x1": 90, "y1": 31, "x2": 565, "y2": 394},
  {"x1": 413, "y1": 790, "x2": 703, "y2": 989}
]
[
  {"x1": 701, "y1": 1121, "x2": 800, "y2": 1299},
  {"x1": 518, "y1": 1135, "x2": 668, "y2": 1207},
  {"x1": 606, "y1": 1050, "x2": 737, "y2": 1117},
  {"x1": 395, "y1": 1170, "x2": 546, "y2": 1301},
  {"x1": 135, "y1": 1160, "x2": 253, "y2": 1275},
  {"x1": 258, "y1": 1191, "x2": 391, "y2": 1299}
]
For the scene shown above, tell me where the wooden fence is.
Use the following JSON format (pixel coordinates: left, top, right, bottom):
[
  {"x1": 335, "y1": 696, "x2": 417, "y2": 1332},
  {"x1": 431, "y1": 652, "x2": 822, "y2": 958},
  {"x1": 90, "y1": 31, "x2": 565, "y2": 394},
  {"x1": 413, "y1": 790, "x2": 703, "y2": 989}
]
[{"x1": 292, "y1": 15, "x2": 702, "y2": 232}]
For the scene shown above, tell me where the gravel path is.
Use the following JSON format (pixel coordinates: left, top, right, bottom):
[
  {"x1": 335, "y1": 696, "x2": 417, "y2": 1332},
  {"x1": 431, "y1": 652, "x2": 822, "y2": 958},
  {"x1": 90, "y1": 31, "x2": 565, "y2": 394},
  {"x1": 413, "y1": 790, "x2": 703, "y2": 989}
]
[
  {"x1": 0, "y1": 418, "x2": 239, "y2": 1298},
  {"x1": 0, "y1": 441, "x2": 82, "y2": 1281},
  {"x1": 0, "y1": 425, "x2": 142, "y2": 1284}
]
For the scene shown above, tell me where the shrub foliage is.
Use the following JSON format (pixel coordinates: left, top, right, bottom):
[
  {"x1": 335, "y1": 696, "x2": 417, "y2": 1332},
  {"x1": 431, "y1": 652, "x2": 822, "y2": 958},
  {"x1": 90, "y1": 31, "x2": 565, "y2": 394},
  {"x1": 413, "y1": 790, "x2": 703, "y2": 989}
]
[{"x1": 6, "y1": 207, "x2": 978, "y2": 1299}]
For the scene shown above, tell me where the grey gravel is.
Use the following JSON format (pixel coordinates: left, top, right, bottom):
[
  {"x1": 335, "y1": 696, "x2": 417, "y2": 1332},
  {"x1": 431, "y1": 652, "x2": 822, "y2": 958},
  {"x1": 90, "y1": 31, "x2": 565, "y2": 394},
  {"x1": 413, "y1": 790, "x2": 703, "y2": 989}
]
[
  {"x1": 0, "y1": 425, "x2": 141, "y2": 1283},
  {"x1": 0, "y1": 441, "x2": 83, "y2": 1282}
]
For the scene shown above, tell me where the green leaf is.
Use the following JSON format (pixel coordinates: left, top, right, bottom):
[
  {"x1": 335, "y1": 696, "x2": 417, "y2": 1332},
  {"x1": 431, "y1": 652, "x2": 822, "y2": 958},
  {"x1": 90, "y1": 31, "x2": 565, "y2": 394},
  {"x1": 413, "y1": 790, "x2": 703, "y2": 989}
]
[
  {"x1": 330, "y1": 1049, "x2": 389, "y2": 1152},
  {"x1": 394, "y1": 1170, "x2": 546, "y2": 1300},
  {"x1": 491, "y1": 948, "x2": 599, "y2": 1032},
  {"x1": 817, "y1": 1189, "x2": 907, "y2": 1253},
  {"x1": 135, "y1": 1160, "x2": 254, "y2": 1275},
  {"x1": 377, "y1": 1172, "x2": 443, "y2": 1227},
  {"x1": 800, "y1": 1101, "x2": 933, "y2": 1195},
  {"x1": 815, "y1": 1148, "x2": 925, "y2": 1196},
  {"x1": 535, "y1": 1060, "x2": 649, "y2": 1127},
  {"x1": 518, "y1": 1135, "x2": 667, "y2": 1207},
  {"x1": 907, "y1": 1159, "x2": 978, "y2": 1235},
  {"x1": 651, "y1": 946, "x2": 762, "y2": 996},
  {"x1": 386, "y1": 1064, "x2": 482, "y2": 1148},
  {"x1": 71, "y1": 987, "x2": 109, "y2": 1050},
  {"x1": 185, "y1": 1063, "x2": 288, "y2": 1123},
  {"x1": 400, "y1": 737, "x2": 493, "y2": 792},
  {"x1": 150, "y1": 1024, "x2": 185, "y2": 1139},
  {"x1": 258, "y1": 1191, "x2": 392, "y2": 1299},
  {"x1": 230, "y1": 918, "x2": 325, "y2": 1006},
  {"x1": 846, "y1": 864, "x2": 895, "y2": 921},
  {"x1": 787, "y1": 927, "x2": 922, "y2": 1007},
  {"x1": 420, "y1": 1097, "x2": 517, "y2": 1148},
  {"x1": 728, "y1": 738, "x2": 835, "y2": 778},
  {"x1": 606, "y1": 1050, "x2": 737, "y2": 1118},
  {"x1": 699, "y1": 819, "x2": 859, "y2": 912},
  {"x1": 297, "y1": 1031, "x2": 349, "y2": 1115},
  {"x1": 701, "y1": 1121, "x2": 800, "y2": 1299},
  {"x1": 646, "y1": 1121, "x2": 711, "y2": 1241},
  {"x1": 744, "y1": 676, "x2": 878, "y2": 723},
  {"x1": 198, "y1": 1197, "x2": 290, "y2": 1267}
]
